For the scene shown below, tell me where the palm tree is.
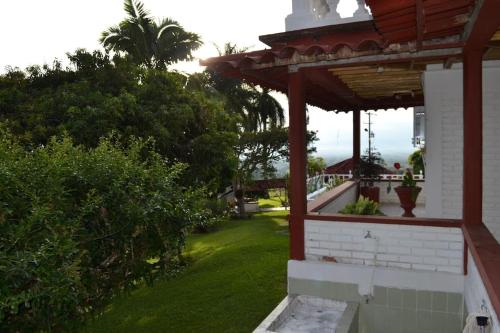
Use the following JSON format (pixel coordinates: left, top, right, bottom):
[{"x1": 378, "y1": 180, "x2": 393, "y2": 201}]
[
  {"x1": 100, "y1": 0, "x2": 202, "y2": 69},
  {"x1": 251, "y1": 87, "x2": 285, "y2": 131},
  {"x1": 204, "y1": 43, "x2": 285, "y2": 132}
]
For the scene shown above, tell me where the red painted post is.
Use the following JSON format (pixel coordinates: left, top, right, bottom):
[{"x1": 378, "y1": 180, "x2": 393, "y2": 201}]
[
  {"x1": 463, "y1": 50, "x2": 483, "y2": 225},
  {"x1": 353, "y1": 110, "x2": 361, "y2": 175},
  {"x1": 288, "y1": 70, "x2": 307, "y2": 260}
]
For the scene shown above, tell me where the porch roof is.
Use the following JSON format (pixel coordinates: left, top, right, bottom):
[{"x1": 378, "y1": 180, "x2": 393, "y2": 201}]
[{"x1": 200, "y1": 1, "x2": 500, "y2": 112}]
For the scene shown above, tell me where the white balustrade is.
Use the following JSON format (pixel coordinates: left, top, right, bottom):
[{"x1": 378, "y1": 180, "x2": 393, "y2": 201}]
[{"x1": 286, "y1": 0, "x2": 372, "y2": 31}]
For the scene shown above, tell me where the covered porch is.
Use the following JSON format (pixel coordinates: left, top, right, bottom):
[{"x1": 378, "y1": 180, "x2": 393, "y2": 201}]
[{"x1": 202, "y1": 0, "x2": 500, "y2": 331}]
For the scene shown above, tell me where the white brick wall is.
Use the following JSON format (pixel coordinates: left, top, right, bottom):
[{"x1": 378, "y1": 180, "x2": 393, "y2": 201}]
[
  {"x1": 305, "y1": 219, "x2": 464, "y2": 274},
  {"x1": 424, "y1": 65, "x2": 463, "y2": 219},
  {"x1": 425, "y1": 61, "x2": 500, "y2": 242},
  {"x1": 464, "y1": 251, "x2": 500, "y2": 333},
  {"x1": 482, "y1": 64, "x2": 500, "y2": 242}
]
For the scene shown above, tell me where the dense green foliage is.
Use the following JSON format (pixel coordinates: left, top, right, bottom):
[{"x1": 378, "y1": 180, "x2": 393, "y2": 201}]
[
  {"x1": 408, "y1": 149, "x2": 425, "y2": 176},
  {"x1": 339, "y1": 196, "x2": 384, "y2": 216},
  {"x1": 82, "y1": 212, "x2": 289, "y2": 333},
  {"x1": 0, "y1": 2, "x2": 299, "y2": 328},
  {"x1": 0, "y1": 50, "x2": 238, "y2": 194},
  {"x1": 307, "y1": 156, "x2": 326, "y2": 177},
  {"x1": 0, "y1": 131, "x2": 211, "y2": 332},
  {"x1": 100, "y1": 0, "x2": 202, "y2": 68}
]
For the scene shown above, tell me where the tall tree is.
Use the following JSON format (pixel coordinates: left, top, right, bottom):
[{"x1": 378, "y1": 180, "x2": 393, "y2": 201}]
[
  {"x1": 100, "y1": 0, "x2": 202, "y2": 69},
  {"x1": 250, "y1": 87, "x2": 285, "y2": 131},
  {"x1": 192, "y1": 43, "x2": 318, "y2": 217}
]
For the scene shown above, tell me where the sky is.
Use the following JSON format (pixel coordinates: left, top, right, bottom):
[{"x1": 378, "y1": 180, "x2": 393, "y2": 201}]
[{"x1": 0, "y1": 0, "x2": 416, "y2": 164}]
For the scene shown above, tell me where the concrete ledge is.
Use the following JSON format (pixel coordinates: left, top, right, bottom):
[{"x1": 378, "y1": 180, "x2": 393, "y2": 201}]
[
  {"x1": 307, "y1": 180, "x2": 357, "y2": 213},
  {"x1": 288, "y1": 260, "x2": 465, "y2": 293}
]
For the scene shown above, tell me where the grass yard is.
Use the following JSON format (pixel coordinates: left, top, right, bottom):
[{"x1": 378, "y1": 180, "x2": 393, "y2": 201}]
[
  {"x1": 83, "y1": 211, "x2": 289, "y2": 333},
  {"x1": 258, "y1": 189, "x2": 287, "y2": 208}
]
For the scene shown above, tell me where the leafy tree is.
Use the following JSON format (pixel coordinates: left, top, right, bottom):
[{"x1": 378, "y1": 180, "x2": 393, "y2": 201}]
[
  {"x1": 408, "y1": 148, "x2": 425, "y2": 176},
  {"x1": 0, "y1": 131, "x2": 210, "y2": 332},
  {"x1": 100, "y1": 0, "x2": 202, "y2": 68},
  {"x1": 308, "y1": 156, "x2": 326, "y2": 177},
  {"x1": 0, "y1": 50, "x2": 238, "y2": 194},
  {"x1": 192, "y1": 43, "x2": 319, "y2": 216},
  {"x1": 360, "y1": 147, "x2": 386, "y2": 179}
]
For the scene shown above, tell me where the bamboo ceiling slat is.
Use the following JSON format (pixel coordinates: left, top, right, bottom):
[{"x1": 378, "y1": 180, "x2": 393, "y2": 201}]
[
  {"x1": 330, "y1": 64, "x2": 423, "y2": 99},
  {"x1": 491, "y1": 29, "x2": 500, "y2": 41}
]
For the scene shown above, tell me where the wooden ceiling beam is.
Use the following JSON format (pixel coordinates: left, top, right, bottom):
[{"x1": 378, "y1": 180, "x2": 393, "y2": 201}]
[
  {"x1": 463, "y1": 0, "x2": 500, "y2": 52},
  {"x1": 304, "y1": 68, "x2": 366, "y2": 109},
  {"x1": 416, "y1": 0, "x2": 425, "y2": 50}
]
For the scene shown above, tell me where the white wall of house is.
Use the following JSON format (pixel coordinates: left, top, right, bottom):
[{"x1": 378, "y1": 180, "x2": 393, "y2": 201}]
[
  {"x1": 424, "y1": 64, "x2": 464, "y2": 220},
  {"x1": 305, "y1": 219, "x2": 464, "y2": 274},
  {"x1": 482, "y1": 63, "x2": 500, "y2": 242},
  {"x1": 464, "y1": 251, "x2": 500, "y2": 333},
  {"x1": 424, "y1": 61, "x2": 500, "y2": 241},
  {"x1": 316, "y1": 183, "x2": 357, "y2": 213}
]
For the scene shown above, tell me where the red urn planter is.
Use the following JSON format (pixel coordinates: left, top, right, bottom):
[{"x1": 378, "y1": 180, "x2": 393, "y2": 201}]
[
  {"x1": 360, "y1": 186, "x2": 380, "y2": 203},
  {"x1": 394, "y1": 186, "x2": 422, "y2": 217}
]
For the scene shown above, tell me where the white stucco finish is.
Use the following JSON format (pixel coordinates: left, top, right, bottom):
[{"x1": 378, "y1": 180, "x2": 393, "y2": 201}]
[
  {"x1": 424, "y1": 61, "x2": 500, "y2": 241},
  {"x1": 317, "y1": 183, "x2": 357, "y2": 213},
  {"x1": 288, "y1": 260, "x2": 465, "y2": 294}
]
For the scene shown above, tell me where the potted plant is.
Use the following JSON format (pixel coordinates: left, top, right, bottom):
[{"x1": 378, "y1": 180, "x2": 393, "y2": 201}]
[{"x1": 394, "y1": 166, "x2": 422, "y2": 217}]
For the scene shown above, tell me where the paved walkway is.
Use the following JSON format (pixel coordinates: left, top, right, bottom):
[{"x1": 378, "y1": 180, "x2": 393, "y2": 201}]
[{"x1": 259, "y1": 207, "x2": 288, "y2": 212}]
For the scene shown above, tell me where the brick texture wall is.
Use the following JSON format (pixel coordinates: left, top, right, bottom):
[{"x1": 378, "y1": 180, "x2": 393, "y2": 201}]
[
  {"x1": 424, "y1": 66, "x2": 463, "y2": 219},
  {"x1": 425, "y1": 62, "x2": 500, "y2": 242},
  {"x1": 305, "y1": 220, "x2": 464, "y2": 274},
  {"x1": 483, "y1": 65, "x2": 500, "y2": 242}
]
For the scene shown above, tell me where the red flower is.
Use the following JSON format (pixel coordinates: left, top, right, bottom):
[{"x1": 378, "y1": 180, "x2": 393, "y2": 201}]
[{"x1": 394, "y1": 162, "x2": 401, "y2": 170}]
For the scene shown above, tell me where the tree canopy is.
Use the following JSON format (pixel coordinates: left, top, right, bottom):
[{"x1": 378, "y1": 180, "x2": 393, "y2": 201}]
[
  {"x1": 100, "y1": 0, "x2": 202, "y2": 68},
  {"x1": 0, "y1": 50, "x2": 238, "y2": 194}
]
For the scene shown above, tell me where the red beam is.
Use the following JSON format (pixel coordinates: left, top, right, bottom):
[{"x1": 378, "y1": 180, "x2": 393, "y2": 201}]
[
  {"x1": 305, "y1": 213, "x2": 462, "y2": 228},
  {"x1": 463, "y1": 50, "x2": 483, "y2": 225},
  {"x1": 353, "y1": 110, "x2": 361, "y2": 173},
  {"x1": 463, "y1": 0, "x2": 500, "y2": 52},
  {"x1": 462, "y1": 223, "x2": 500, "y2": 316},
  {"x1": 288, "y1": 70, "x2": 307, "y2": 260},
  {"x1": 416, "y1": 0, "x2": 424, "y2": 50}
]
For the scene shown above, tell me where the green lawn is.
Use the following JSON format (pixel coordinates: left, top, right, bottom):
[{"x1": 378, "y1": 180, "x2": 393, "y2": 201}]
[
  {"x1": 258, "y1": 189, "x2": 287, "y2": 208},
  {"x1": 82, "y1": 211, "x2": 289, "y2": 333}
]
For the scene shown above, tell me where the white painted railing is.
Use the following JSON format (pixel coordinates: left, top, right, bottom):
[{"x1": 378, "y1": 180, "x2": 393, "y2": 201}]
[
  {"x1": 307, "y1": 173, "x2": 425, "y2": 196},
  {"x1": 286, "y1": 0, "x2": 372, "y2": 31}
]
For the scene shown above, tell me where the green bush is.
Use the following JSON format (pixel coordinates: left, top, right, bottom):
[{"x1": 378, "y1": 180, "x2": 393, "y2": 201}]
[
  {"x1": 191, "y1": 199, "x2": 229, "y2": 233},
  {"x1": 0, "y1": 130, "x2": 208, "y2": 332},
  {"x1": 339, "y1": 196, "x2": 384, "y2": 216}
]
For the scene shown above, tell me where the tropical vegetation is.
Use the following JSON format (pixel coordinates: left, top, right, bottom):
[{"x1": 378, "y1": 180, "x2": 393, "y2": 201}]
[
  {"x1": 0, "y1": 0, "x2": 301, "y2": 330},
  {"x1": 0, "y1": 130, "x2": 214, "y2": 331}
]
